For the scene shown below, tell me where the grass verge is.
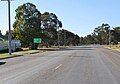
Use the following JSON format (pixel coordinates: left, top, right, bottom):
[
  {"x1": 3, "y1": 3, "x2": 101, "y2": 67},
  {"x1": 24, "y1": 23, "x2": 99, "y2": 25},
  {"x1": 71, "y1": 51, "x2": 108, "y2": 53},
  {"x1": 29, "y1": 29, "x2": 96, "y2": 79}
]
[
  {"x1": 0, "y1": 47, "x2": 60, "y2": 59},
  {"x1": 0, "y1": 50, "x2": 42, "y2": 59},
  {"x1": 104, "y1": 45, "x2": 120, "y2": 52}
]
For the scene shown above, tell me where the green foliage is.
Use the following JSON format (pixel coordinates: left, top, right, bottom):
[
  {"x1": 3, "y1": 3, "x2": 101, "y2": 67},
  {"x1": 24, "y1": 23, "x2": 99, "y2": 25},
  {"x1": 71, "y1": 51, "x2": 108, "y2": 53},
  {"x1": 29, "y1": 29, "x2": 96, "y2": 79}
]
[
  {"x1": 112, "y1": 27, "x2": 120, "y2": 44},
  {"x1": 41, "y1": 12, "x2": 62, "y2": 46},
  {"x1": 0, "y1": 38, "x2": 4, "y2": 41},
  {"x1": 58, "y1": 29, "x2": 80, "y2": 46},
  {"x1": 82, "y1": 23, "x2": 120, "y2": 45},
  {"x1": 92, "y1": 23, "x2": 110, "y2": 45},
  {"x1": 0, "y1": 30, "x2": 7, "y2": 41},
  {"x1": 13, "y1": 2, "x2": 41, "y2": 49},
  {"x1": 12, "y1": 2, "x2": 80, "y2": 48},
  {"x1": 0, "y1": 30, "x2": 2, "y2": 35}
]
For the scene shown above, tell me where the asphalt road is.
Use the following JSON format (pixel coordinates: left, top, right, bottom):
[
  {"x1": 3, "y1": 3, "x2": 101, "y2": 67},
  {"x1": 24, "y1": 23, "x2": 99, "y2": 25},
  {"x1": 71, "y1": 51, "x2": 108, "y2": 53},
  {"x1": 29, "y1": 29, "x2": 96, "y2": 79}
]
[{"x1": 0, "y1": 45, "x2": 120, "y2": 84}]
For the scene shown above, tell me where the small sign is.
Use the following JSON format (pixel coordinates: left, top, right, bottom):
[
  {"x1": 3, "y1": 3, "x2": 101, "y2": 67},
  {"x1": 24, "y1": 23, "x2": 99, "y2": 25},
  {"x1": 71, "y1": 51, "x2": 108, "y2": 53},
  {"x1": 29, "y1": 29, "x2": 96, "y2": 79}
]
[{"x1": 34, "y1": 38, "x2": 42, "y2": 43}]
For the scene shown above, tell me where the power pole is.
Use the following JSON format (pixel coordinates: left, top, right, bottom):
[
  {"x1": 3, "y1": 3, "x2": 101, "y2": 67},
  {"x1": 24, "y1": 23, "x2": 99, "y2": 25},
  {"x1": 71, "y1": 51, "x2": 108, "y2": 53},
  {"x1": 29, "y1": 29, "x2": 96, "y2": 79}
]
[
  {"x1": 57, "y1": 27, "x2": 60, "y2": 48},
  {"x1": 64, "y1": 30, "x2": 66, "y2": 47},
  {"x1": 8, "y1": 0, "x2": 12, "y2": 55},
  {"x1": 109, "y1": 28, "x2": 111, "y2": 48},
  {"x1": 1, "y1": 0, "x2": 12, "y2": 55}
]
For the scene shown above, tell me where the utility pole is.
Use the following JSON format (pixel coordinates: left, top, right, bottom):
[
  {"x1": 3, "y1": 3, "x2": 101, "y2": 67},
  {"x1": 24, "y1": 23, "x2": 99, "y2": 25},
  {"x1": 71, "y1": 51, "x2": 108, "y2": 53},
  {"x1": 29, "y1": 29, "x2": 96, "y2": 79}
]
[
  {"x1": 109, "y1": 28, "x2": 111, "y2": 48},
  {"x1": 1, "y1": 0, "x2": 12, "y2": 55},
  {"x1": 57, "y1": 27, "x2": 60, "y2": 48},
  {"x1": 8, "y1": 0, "x2": 12, "y2": 55},
  {"x1": 64, "y1": 30, "x2": 66, "y2": 47}
]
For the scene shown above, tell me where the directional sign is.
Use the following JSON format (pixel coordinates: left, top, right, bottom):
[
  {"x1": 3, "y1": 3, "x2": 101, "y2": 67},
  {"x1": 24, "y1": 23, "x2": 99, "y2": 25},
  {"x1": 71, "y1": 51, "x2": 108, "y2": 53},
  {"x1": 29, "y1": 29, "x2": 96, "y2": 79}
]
[{"x1": 34, "y1": 38, "x2": 42, "y2": 43}]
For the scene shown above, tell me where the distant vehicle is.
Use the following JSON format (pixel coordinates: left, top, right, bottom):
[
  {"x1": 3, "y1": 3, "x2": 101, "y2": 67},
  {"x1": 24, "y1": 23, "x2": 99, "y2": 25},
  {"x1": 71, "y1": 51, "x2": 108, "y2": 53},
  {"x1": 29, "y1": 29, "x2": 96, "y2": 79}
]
[{"x1": 0, "y1": 40, "x2": 21, "y2": 51}]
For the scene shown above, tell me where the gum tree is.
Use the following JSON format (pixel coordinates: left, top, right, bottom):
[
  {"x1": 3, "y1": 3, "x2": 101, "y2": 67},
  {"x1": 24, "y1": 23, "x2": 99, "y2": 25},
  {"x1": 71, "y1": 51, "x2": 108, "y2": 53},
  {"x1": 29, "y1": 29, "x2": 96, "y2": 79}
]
[{"x1": 13, "y1": 2, "x2": 41, "y2": 49}]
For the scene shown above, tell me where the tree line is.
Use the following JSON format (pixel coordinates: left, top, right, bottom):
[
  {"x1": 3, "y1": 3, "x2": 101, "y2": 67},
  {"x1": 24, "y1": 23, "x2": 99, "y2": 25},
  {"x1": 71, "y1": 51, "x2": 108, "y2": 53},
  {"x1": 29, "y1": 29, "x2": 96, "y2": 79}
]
[
  {"x1": 2, "y1": 2, "x2": 119, "y2": 47},
  {"x1": 81, "y1": 23, "x2": 120, "y2": 45},
  {"x1": 0, "y1": 2, "x2": 80, "y2": 49}
]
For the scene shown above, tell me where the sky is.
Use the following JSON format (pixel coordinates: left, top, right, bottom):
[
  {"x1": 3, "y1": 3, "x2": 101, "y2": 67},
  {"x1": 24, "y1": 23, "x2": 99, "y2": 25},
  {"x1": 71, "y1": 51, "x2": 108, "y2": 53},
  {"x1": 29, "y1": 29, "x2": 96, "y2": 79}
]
[{"x1": 0, "y1": 0, "x2": 120, "y2": 37}]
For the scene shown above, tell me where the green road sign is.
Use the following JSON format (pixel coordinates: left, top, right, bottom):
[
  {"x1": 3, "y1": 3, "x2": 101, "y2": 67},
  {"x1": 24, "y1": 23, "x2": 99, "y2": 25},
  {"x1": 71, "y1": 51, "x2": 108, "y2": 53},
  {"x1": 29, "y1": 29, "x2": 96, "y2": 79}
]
[{"x1": 34, "y1": 38, "x2": 42, "y2": 43}]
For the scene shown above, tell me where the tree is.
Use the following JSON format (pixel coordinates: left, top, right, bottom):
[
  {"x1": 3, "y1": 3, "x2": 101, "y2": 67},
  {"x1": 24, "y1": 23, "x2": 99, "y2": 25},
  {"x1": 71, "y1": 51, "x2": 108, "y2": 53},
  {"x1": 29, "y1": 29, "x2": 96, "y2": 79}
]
[
  {"x1": 13, "y1": 2, "x2": 41, "y2": 49},
  {"x1": 112, "y1": 27, "x2": 120, "y2": 44},
  {"x1": 41, "y1": 12, "x2": 62, "y2": 46},
  {"x1": 0, "y1": 30, "x2": 3, "y2": 41},
  {"x1": 0, "y1": 30, "x2": 2, "y2": 35},
  {"x1": 93, "y1": 23, "x2": 110, "y2": 44},
  {"x1": 51, "y1": 29, "x2": 80, "y2": 46},
  {"x1": 74, "y1": 34, "x2": 80, "y2": 45},
  {"x1": 80, "y1": 23, "x2": 120, "y2": 45},
  {"x1": 85, "y1": 34, "x2": 95, "y2": 44}
]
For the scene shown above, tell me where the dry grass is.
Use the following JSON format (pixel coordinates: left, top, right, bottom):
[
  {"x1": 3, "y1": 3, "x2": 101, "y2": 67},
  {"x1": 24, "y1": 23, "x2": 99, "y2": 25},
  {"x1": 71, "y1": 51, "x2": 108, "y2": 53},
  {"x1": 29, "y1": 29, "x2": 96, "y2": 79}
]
[{"x1": 104, "y1": 45, "x2": 120, "y2": 52}]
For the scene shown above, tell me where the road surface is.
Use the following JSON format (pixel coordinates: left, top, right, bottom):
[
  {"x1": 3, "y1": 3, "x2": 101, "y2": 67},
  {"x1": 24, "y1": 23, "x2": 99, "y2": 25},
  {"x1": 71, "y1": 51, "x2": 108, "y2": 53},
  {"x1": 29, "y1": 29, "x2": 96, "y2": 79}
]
[{"x1": 0, "y1": 45, "x2": 120, "y2": 84}]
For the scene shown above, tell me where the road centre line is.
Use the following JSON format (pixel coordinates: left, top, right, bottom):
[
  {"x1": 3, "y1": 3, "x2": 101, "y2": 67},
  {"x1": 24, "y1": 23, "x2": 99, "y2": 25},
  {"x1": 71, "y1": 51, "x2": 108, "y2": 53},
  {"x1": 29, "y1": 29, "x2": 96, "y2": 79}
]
[{"x1": 55, "y1": 64, "x2": 63, "y2": 70}]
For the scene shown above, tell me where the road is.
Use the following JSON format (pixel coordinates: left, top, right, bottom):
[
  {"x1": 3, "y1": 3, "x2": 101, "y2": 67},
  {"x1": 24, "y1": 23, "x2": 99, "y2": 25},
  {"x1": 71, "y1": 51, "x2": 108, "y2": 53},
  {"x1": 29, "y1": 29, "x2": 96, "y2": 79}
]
[{"x1": 0, "y1": 45, "x2": 120, "y2": 84}]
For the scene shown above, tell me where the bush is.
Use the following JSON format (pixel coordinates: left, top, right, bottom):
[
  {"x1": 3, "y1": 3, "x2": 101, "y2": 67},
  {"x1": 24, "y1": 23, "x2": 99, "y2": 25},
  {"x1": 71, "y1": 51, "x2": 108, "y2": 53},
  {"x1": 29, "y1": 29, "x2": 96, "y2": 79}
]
[
  {"x1": 15, "y1": 48, "x2": 23, "y2": 52},
  {"x1": 0, "y1": 48, "x2": 23, "y2": 54},
  {"x1": 0, "y1": 49, "x2": 9, "y2": 54}
]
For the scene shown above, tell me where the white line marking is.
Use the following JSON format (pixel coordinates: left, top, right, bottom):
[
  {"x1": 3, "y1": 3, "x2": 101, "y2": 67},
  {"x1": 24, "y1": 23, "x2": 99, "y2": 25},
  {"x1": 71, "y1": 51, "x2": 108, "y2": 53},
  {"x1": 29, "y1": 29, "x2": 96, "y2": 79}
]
[{"x1": 55, "y1": 64, "x2": 62, "y2": 70}]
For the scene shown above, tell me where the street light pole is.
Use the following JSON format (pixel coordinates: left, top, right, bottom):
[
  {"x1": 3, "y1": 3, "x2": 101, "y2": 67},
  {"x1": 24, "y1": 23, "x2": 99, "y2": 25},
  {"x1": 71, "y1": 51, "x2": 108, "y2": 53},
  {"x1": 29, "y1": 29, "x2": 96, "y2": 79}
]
[{"x1": 8, "y1": 0, "x2": 12, "y2": 55}]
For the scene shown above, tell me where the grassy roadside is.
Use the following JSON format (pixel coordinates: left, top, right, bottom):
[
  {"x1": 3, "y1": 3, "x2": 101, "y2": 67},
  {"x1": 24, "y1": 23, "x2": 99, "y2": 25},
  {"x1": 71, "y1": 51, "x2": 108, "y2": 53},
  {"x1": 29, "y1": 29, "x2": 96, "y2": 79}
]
[
  {"x1": 0, "y1": 49, "x2": 42, "y2": 59},
  {"x1": 104, "y1": 45, "x2": 120, "y2": 52},
  {"x1": 0, "y1": 47, "x2": 60, "y2": 59}
]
